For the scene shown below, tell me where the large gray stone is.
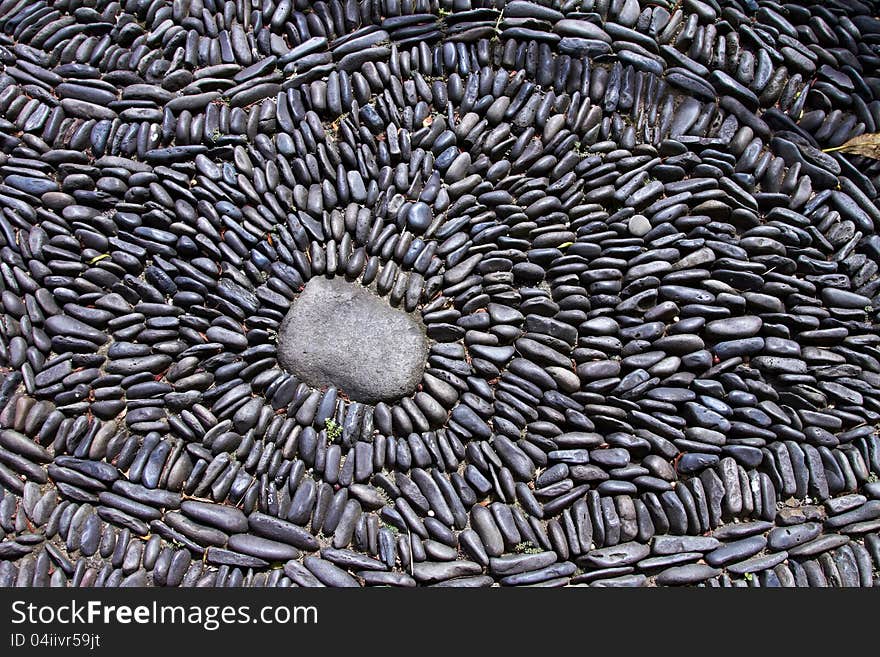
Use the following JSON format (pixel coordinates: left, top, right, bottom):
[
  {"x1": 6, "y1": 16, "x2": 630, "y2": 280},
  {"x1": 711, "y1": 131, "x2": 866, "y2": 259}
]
[{"x1": 277, "y1": 277, "x2": 427, "y2": 404}]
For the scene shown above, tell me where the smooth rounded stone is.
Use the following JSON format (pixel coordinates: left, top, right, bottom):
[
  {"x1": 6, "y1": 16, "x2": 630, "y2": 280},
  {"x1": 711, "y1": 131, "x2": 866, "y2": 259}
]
[
  {"x1": 205, "y1": 326, "x2": 248, "y2": 349},
  {"x1": 589, "y1": 574, "x2": 648, "y2": 588},
  {"x1": 227, "y1": 534, "x2": 300, "y2": 561},
  {"x1": 713, "y1": 338, "x2": 765, "y2": 359},
  {"x1": 705, "y1": 316, "x2": 762, "y2": 341},
  {"x1": 652, "y1": 535, "x2": 721, "y2": 555},
  {"x1": 61, "y1": 98, "x2": 116, "y2": 121},
  {"x1": 0, "y1": 430, "x2": 51, "y2": 463},
  {"x1": 112, "y1": 481, "x2": 179, "y2": 509},
  {"x1": 429, "y1": 575, "x2": 495, "y2": 588},
  {"x1": 581, "y1": 541, "x2": 650, "y2": 568},
  {"x1": 106, "y1": 356, "x2": 172, "y2": 376},
  {"x1": 6, "y1": 175, "x2": 58, "y2": 196},
  {"x1": 277, "y1": 278, "x2": 427, "y2": 404},
  {"x1": 180, "y1": 500, "x2": 248, "y2": 533},
  {"x1": 628, "y1": 215, "x2": 651, "y2": 237},
  {"x1": 499, "y1": 562, "x2": 577, "y2": 586},
  {"x1": 767, "y1": 523, "x2": 822, "y2": 551},
  {"x1": 248, "y1": 512, "x2": 320, "y2": 551},
  {"x1": 283, "y1": 560, "x2": 325, "y2": 587},
  {"x1": 322, "y1": 547, "x2": 386, "y2": 572},
  {"x1": 821, "y1": 288, "x2": 871, "y2": 309},
  {"x1": 471, "y1": 506, "x2": 505, "y2": 557},
  {"x1": 617, "y1": 0, "x2": 641, "y2": 26},
  {"x1": 44, "y1": 315, "x2": 107, "y2": 345},
  {"x1": 726, "y1": 551, "x2": 789, "y2": 576},
  {"x1": 751, "y1": 357, "x2": 807, "y2": 375},
  {"x1": 554, "y1": 19, "x2": 611, "y2": 43},
  {"x1": 488, "y1": 551, "x2": 557, "y2": 576},
  {"x1": 407, "y1": 202, "x2": 433, "y2": 233},
  {"x1": 459, "y1": 529, "x2": 490, "y2": 566},
  {"x1": 711, "y1": 521, "x2": 773, "y2": 541},
  {"x1": 412, "y1": 560, "x2": 483, "y2": 584},
  {"x1": 205, "y1": 547, "x2": 268, "y2": 569},
  {"x1": 303, "y1": 556, "x2": 360, "y2": 587},
  {"x1": 704, "y1": 535, "x2": 767, "y2": 568},
  {"x1": 655, "y1": 564, "x2": 721, "y2": 586},
  {"x1": 361, "y1": 571, "x2": 416, "y2": 587},
  {"x1": 825, "y1": 495, "x2": 867, "y2": 516},
  {"x1": 637, "y1": 552, "x2": 703, "y2": 571}
]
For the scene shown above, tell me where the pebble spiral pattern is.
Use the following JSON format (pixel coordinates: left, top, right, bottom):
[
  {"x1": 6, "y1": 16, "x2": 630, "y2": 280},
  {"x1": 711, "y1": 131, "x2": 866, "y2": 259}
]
[{"x1": 1, "y1": 0, "x2": 880, "y2": 588}]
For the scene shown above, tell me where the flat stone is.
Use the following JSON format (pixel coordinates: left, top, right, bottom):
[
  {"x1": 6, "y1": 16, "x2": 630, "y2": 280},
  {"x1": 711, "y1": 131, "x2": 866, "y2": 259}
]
[
  {"x1": 581, "y1": 541, "x2": 650, "y2": 568},
  {"x1": 628, "y1": 214, "x2": 651, "y2": 236},
  {"x1": 655, "y1": 563, "x2": 720, "y2": 586},
  {"x1": 705, "y1": 315, "x2": 762, "y2": 340},
  {"x1": 407, "y1": 202, "x2": 433, "y2": 233},
  {"x1": 704, "y1": 535, "x2": 767, "y2": 567},
  {"x1": 277, "y1": 277, "x2": 427, "y2": 404},
  {"x1": 726, "y1": 551, "x2": 789, "y2": 575},
  {"x1": 767, "y1": 522, "x2": 822, "y2": 551},
  {"x1": 412, "y1": 560, "x2": 483, "y2": 583},
  {"x1": 489, "y1": 552, "x2": 557, "y2": 576},
  {"x1": 652, "y1": 534, "x2": 721, "y2": 555},
  {"x1": 554, "y1": 19, "x2": 612, "y2": 43}
]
